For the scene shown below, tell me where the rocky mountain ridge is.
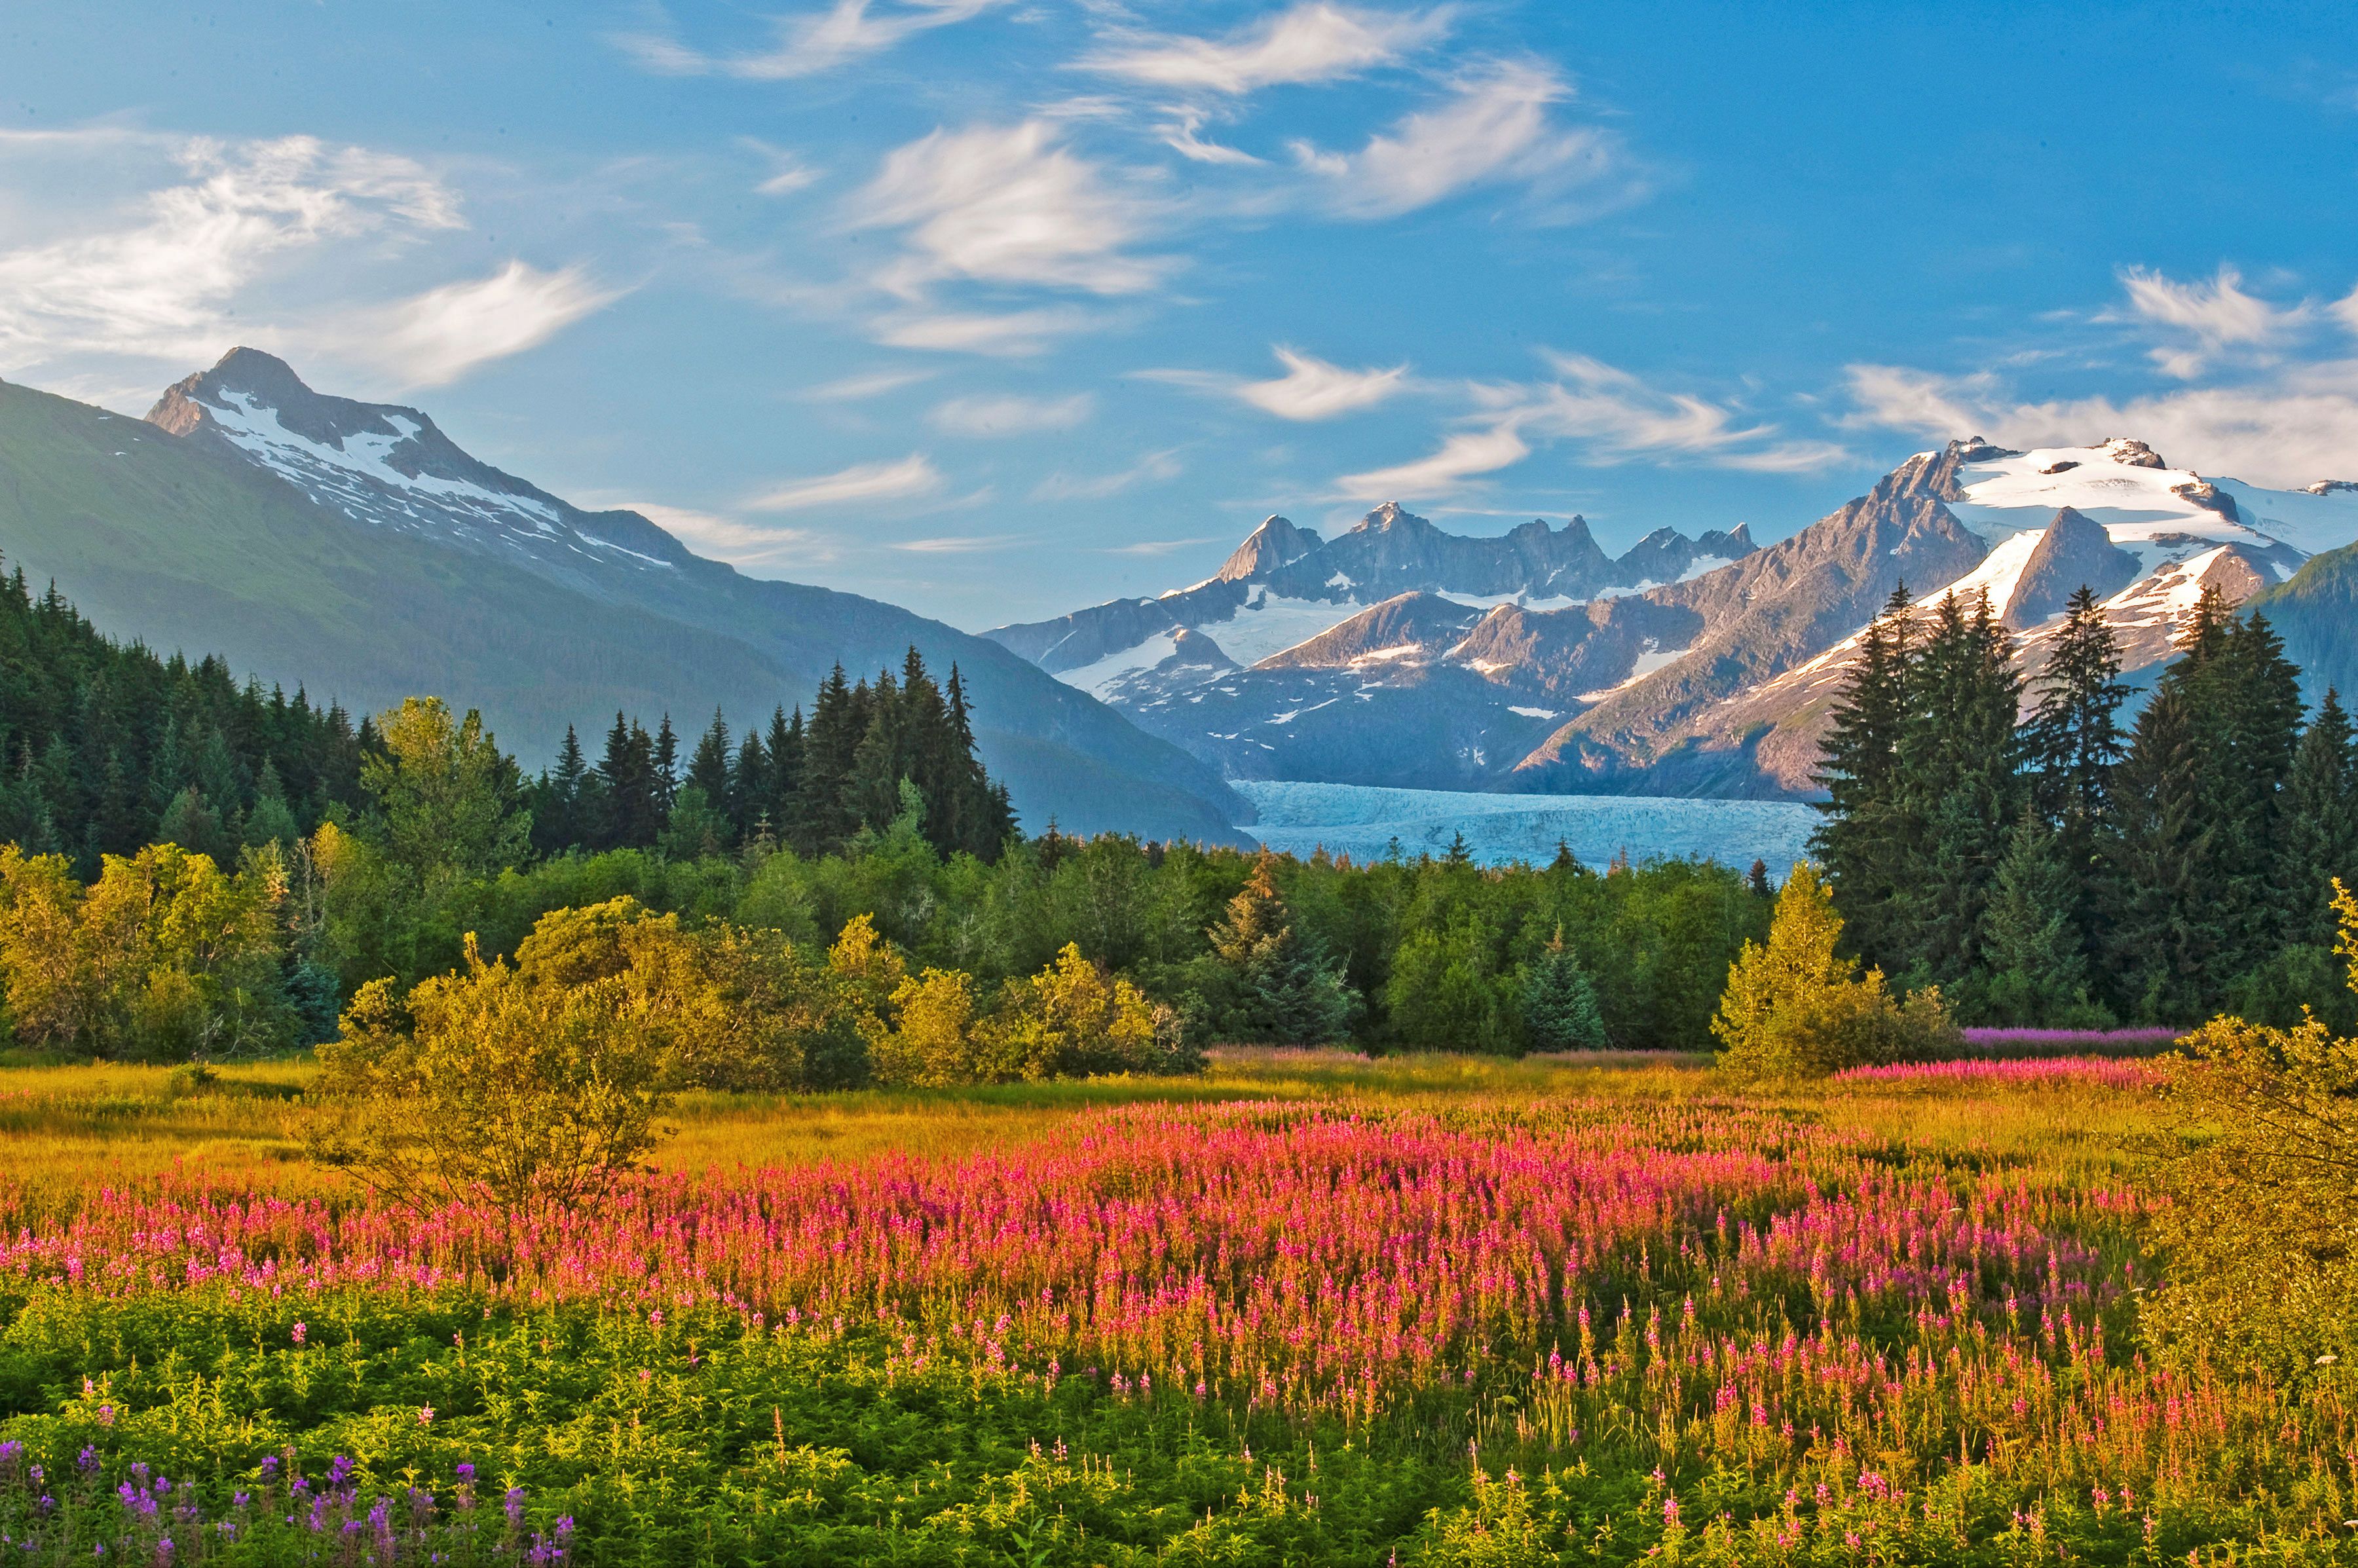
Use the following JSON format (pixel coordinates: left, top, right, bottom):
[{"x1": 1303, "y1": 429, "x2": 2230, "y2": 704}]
[{"x1": 990, "y1": 437, "x2": 2358, "y2": 797}]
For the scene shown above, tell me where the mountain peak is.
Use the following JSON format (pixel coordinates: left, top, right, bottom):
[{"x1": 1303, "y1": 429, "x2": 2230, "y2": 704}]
[
  {"x1": 1215, "y1": 514, "x2": 1319, "y2": 582},
  {"x1": 1351, "y1": 501, "x2": 1434, "y2": 534}
]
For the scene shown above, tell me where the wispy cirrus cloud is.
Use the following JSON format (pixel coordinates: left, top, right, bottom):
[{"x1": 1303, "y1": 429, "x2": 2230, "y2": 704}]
[
  {"x1": 614, "y1": 0, "x2": 1009, "y2": 81},
  {"x1": 1241, "y1": 347, "x2": 1408, "y2": 419},
  {"x1": 1080, "y1": 3, "x2": 1450, "y2": 95},
  {"x1": 335, "y1": 261, "x2": 623, "y2": 388},
  {"x1": 1290, "y1": 60, "x2": 1622, "y2": 220},
  {"x1": 870, "y1": 305, "x2": 1115, "y2": 356},
  {"x1": 1335, "y1": 350, "x2": 1852, "y2": 502},
  {"x1": 745, "y1": 452, "x2": 944, "y2": 510},
  {"x1": 929, "y1": 390, "x2": 1093, "y2": 436},
  {"x1": 1030, "y1": 448, "x2": 1184, "y2": 500},
  {"x1": 1141, "y1": 346, "x2": 1410, "y2": 421},
  {"x1": 0, "y1": 133, "x2": 460, "y2": 369},
  {"x1": 2119, "y1": 265, "x2": 2310, "y2": 377},
  {"x1": 624, "y1": 500, "x2": 838, "y2": 565},
  {"x1": 848, "y1": 119, "x2": 1170, "y2": 298}
]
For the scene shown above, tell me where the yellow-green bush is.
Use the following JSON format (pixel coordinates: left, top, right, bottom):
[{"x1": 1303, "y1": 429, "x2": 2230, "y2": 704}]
[{"x1": 1712, "y1": 863, "x2": 1956, "y2": 1078}]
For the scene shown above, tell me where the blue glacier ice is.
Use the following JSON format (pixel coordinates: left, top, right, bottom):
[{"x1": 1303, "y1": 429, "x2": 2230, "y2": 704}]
[{"x1": 1232, "y1": 781, "x2": 1818, "y2": 872}]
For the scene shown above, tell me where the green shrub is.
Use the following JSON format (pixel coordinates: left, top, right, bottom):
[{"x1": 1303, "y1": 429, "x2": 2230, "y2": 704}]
[{"x1": 1712, "y1": 863, "x2": 1958, "y2": 1078}]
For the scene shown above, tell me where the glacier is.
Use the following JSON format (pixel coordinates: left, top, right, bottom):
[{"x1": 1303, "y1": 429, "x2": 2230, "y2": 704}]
[{"x1": 1231, "y1": 781, "x2": 1818, "y2": 871}]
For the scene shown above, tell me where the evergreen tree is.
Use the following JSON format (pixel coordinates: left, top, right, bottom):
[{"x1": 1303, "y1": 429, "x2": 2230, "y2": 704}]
[
  {"x1": 798, "y1": 667, "x2": 860, "y2": 855},
  {"x1": 652, "y1": 714, "x2": 681, "y2": 819},
  {"x1": 1205, "y1": 852, "x2": 1356, "y2": 1043},
  {"x1": 766, "y1": 707, "x2": 804, "y2": 847},
  {"x1": 2277, "y1": 688, "x2": 2358, "y2": 949},
  {"x1": 1888, "y1": 589, "x2": 2025, "y2": 996},
  {"x1": 728, "y1": 724, "x2": 769, "y2": 845},
  {"x1": 1812, "y1": 586, "x2": 1918, "y2": 970},
  {"x1": 2107, "y1": 682, "x2": 2222, "y2": 1022},
  {"x1": 2021, "y1": 585, "x2": 2129, "y2": 977},
  {"x1": 1520, "y1": 925, "x2": 1607, "y2": 1051},
  {"x1": 1980, "y1": 810, "x2": 2097, "y2": 1026},
  {"x1": 595, "y1": 713, "x2": 660, "y2": 849}
]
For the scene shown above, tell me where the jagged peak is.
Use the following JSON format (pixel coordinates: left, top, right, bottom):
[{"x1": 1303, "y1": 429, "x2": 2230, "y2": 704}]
[
  {"x1": 1214, "y1": 513, "x2": 1319, "y2": 582},
  {"x1": 1349, "y1": 501, "x2": 1434, "y2": 534}
]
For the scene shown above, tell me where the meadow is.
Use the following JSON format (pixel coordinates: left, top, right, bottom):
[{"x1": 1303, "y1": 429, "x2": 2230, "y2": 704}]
[{"x1": 0, "y1": 1049, "x2": 2343, "y2": 1566}]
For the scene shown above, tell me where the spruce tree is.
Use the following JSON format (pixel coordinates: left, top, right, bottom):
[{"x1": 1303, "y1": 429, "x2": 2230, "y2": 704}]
[
  {"x1": 544, "y1": 723, "x2": 590, "y2": 853},
  {"x1": 652, "y1": 713, "x2": 681, "y2": 821},
  {"x1": 1812, "y1": 586, "x2": 1918, "y2": 970},
  {"x1": 1980, "y1": 810, "x2": 2096, "y2": 1026},
  {"x1": 728, "y1": 725, "x2": 770, "y2": 846},
  {"x1": 1205, "y1": 852, "x2": 1355, "y2": 1043},
  {"x1": 1888, "y1": 589, "x2": 2025, "y2": 996},
  {"x1": 2277, "y1": 688, "x2": 2358, "y2": 949},
  {"x1": 1521, "y1": 925, "x2": 1607, "y2": 1051},
  {"x1": 2106, "y1": 682, "x2": 2221, "y2": 1022},
  {"x1": 798, "y1": 668, "x2": 859, "y2": 855},
  {"x1": 2021, "y1": 585, "x2": 2129, "y2": 977}
]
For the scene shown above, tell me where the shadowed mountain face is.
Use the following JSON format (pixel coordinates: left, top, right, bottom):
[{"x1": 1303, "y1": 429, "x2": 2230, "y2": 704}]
[
  {"x1": 0, "y1": 350, "x2": 1249, "y2": 843},
  {"x1": 990, "y1": 439, "x2": 2358, "y2": 799}
]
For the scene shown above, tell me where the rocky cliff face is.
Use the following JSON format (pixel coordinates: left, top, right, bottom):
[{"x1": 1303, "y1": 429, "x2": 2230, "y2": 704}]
[{"x1": 987, "y1": 435, "x2": 2358, "y2": 800}]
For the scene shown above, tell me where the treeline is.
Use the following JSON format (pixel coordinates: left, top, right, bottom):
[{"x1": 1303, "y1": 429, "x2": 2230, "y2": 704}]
[
  {"x1": 525, "y1": 650, "x2": 1015, "y2": 863},
  {"x1": 0, "y1": 561, "x2": 363, "y2": 870},
  {"x1": 0, "y1": 692, "x2": 1767, "y2": 1060},
  {"x1": 1814, "y1": 582, "x2": 2358, "y2": 1027}
]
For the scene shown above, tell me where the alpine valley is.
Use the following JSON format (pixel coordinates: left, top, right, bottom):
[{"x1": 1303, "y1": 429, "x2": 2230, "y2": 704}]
[
  {"x1": 988, "y1": 440, "x2": 2358, "y2": 798},
  {"x1": 0, "y1": 350, "x2": 1248, "y2": 842}
]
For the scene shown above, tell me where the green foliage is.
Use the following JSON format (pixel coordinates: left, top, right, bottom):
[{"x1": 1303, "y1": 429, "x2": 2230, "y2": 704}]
[
  {"x1": 0, "y1": 557, "x2": 362, "y2": 876},
  {"x1": 1713, "y1": 863, "x2": 1958, "y2": 1079},
  {"x1": 1199, "y1": 852, "x2": 1356, "y2": 1045},
  {"x1": 1520, "y1": 926, "x2": 1607, "y2": 1051},
  {"x1": 357, "y1": 697, "x2": 533, "y2": 887},
  {"x1": 2145, "y1": 878, "x2": 2358, "y2": 1381},
  {"x1": 306, "y1": 929, "x2": 671, "y2": 1215},
  {"x1": 0, "y1": 841, "x2": 297, "y2": 1059}
]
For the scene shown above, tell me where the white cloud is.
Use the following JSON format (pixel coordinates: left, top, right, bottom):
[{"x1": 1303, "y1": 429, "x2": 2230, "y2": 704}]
[
  {"x1": 929, "y1": 391, "x2": 1094, "y2": 436},
  {"x1": 1844, "y1": 358, "x2": 2358, "y2": 490},
  {"x1": 850, "y1": 120, "x2": 1169, "y2": 297},
  {"x1": 739, "y1": 139, "x2": 822, "y2": 196},
  {"x1": 342, "y1": 261, "x2": 621, "y2": 388},
  {"x1": 615, "y1": 0, "x2": 1008, "y2": 81},
  {"x1": 1159, "y1": 109, "x2": 1264, "y2": 167},
  {"x1": 626, "y1": 501, "x2": 835, "y2": 565},
  {"x1": 0, "y1": 134, "x2": 460, "y2": 370},
  {"x1": 745, "y1": 453, "x2": 944, "y2": 510},
  {"x1": 872, "y1": 305, "x2": 1111, "y2": 356},
  {"x1": 1336, "y1": 425, "x2": 1528, "y2": 500},
  {"x1": 1240, "y1": 346, "x2": 1408, "y2": 420},
  {"x1": 2336, "y1": 284, "x2": 2358, "y2": 337},
  {"x1": 1081, "y1": 3, "x2": 1449, "y2": 94},
  {"x1": 2120, "y1": 265, "x2": 2309, "y2": 377},
  {"x1": 1031, "y1": 449, "x2": 1184, "y2": 500},
  {"x1": 801, "y1": 367, "x2": 935, "y2": 400},
  {"x1": 1293, "y1": 60, "x2": 1611, "y2": 219},
  {"x1": 1334, "y1": 351, "x2": 1848, "y2": 501}
]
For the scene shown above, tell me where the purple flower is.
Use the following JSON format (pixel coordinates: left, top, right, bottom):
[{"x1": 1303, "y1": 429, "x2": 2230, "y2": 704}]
[{"x1": 455, "y1": 1463, "x2": 476, "y2": 1484}]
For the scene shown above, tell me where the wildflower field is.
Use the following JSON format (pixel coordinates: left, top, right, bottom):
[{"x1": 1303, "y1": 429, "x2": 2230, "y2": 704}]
[{"x1": 0, "y1": 1051, "x2": 2348, "y2": 1565}]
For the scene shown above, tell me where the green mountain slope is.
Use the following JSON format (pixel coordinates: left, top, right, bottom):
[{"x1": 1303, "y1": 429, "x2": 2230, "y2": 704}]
[
  {"x1": 2250, "y1": 540, "x2": 2358, "y2": 700},
  {"x1": 0, "y1": 377, "x2": 1246, "y2": 843}
]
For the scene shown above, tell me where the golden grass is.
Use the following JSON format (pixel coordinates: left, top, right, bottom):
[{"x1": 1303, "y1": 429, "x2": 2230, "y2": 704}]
[{"x1": 0, "y1": 1046, "x2": 2164, "y2": 1220}]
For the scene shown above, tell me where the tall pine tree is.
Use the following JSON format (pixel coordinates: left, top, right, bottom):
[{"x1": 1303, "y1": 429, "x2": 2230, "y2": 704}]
[{"x1": 1812, "y1": 586, "x2": 1918, "y2": 971}]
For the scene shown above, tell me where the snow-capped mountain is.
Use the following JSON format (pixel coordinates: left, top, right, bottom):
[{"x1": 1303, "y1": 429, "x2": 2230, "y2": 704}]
[
  {"x1": 148, "y1": 348, "x2": 698, "y2": 601},
  {"x1": 83, "y1": 348, "x2": 1248, "y2": 841},
  {"x1": 990, "y1": 438, "x2": 2358, "y2": 798}
]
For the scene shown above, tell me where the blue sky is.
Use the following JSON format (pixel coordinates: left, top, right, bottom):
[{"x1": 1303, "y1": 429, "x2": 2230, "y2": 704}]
[{"x1": 3, "y1": 1, "x2": 2355, "y2": 627}]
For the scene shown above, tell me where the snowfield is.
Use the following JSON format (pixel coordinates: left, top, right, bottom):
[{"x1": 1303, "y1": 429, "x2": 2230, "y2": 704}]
[{"x1": 1232, "y1": 780, "x2": 1818, "y2": 870}]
